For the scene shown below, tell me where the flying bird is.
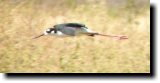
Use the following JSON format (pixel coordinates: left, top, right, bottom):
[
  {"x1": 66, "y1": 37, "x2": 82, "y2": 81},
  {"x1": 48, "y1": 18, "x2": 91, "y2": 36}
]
[{"x1": 33, "y1": 23, "x2": 128, "y2": 40}]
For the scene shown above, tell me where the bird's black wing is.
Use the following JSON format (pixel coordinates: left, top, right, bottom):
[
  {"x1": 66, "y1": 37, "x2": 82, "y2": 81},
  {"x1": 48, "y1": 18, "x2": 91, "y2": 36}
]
[
  {"x1": 54, "y1": 23, "x2": 88, "y2": 36},
  {"x1": 64, "y1": 23, "x2": 85, "y2": 28}
]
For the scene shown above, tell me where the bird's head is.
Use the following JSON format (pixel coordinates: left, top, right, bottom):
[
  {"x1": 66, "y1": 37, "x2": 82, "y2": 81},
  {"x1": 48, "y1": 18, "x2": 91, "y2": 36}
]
[
  {"x1": 44, "y1": 28, "x2": 56, "y2": 35},
  {"x1": 32, "y1": 28, "x2": 56, "y2": 39}
]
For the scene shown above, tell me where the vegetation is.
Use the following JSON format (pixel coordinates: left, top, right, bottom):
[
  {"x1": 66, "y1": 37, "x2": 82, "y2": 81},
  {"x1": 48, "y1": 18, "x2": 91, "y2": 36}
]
[{"x1": 0, "y1": 0, "x2": 150, "y2": 73}]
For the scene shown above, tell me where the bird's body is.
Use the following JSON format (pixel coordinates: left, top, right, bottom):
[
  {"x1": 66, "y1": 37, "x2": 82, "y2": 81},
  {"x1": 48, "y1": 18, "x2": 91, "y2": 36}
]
[
  {"x1": 44, "y1": 23, "x2": 95, "y2": 37},
  {"x1": 33, "y1": 23, "x2": 128, "y2": 40}
]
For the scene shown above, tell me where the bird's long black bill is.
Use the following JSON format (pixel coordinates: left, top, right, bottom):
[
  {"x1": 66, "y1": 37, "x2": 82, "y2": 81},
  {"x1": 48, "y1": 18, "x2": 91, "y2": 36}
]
[{"x1": 32, "y1": 34, "x2": 44, "y2": 39}]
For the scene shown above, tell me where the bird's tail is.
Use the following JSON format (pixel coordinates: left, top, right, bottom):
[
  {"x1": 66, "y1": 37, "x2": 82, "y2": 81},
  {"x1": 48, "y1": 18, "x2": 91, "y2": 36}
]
[{"x1": 88, "y1": 32, "x2": 128, "y2": 40}]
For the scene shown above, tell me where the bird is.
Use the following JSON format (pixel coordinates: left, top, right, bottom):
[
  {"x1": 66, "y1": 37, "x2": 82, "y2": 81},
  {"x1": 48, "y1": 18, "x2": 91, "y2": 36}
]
[{"x1": 33, "y1": 23, "x2": 128, "y2": 40}]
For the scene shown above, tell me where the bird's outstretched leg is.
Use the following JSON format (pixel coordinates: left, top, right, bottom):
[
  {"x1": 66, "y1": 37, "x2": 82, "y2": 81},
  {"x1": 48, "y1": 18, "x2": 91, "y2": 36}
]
[
  {"x1": 88, "y1": 34, "x2": 95, "y2": 37},
  {"x1": 87, "y1": 33, "x2": 128, "y2": 40}
]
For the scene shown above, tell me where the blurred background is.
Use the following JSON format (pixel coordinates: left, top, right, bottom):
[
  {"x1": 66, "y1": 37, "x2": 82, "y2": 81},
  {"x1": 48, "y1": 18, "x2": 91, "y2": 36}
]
[{"x1": 0, "y1": 0, "x2": 150, "y2": 73}]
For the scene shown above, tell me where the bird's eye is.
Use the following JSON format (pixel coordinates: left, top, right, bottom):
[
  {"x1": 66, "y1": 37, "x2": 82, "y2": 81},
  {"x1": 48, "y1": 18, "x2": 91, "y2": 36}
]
[
  {"x1": 46, "y1": 31, "x2": 50, "y2": 33},
  {"x1": 46, "y1": 29, "x2": 51, "y2": 33}
]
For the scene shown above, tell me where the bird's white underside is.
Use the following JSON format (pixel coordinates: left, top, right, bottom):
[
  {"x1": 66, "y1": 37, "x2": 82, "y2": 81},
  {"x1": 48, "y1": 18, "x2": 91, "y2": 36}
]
[
  {"x1": 86, "y1": 28, "x2": 94, "y2": 33},
  {"x1": 44, "y1": 28, "x2": 95, "y2": 37},
  {"x1": 52, "y1": 31, "x2": 67, "y2": 36}
]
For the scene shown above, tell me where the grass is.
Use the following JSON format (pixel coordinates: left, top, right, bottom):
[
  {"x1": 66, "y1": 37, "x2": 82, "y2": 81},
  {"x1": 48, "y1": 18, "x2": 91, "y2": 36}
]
[{"x1": 0, "y1": 0, "x2": 150, "y2": 73}]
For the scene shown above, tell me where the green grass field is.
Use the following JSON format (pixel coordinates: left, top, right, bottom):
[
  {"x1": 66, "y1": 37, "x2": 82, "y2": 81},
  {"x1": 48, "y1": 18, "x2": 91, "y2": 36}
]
[{"x1": 0, "y1": 0, "x2": 150, "y2": 73}]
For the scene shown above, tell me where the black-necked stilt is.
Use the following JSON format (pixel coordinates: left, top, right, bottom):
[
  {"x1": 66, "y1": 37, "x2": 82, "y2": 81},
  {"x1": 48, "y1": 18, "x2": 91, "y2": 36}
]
[{"x1": 33, "y1": 23, "x2": 128, "y2": 40}]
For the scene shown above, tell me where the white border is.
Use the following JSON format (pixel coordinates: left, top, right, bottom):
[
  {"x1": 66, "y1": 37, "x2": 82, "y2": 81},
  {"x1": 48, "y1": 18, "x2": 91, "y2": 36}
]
[{"x1": 0, "y1": 0, "x2": 158, "y2": 82}]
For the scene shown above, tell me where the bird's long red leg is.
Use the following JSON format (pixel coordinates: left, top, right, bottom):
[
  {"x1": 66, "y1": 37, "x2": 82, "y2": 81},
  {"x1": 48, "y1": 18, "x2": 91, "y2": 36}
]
[{"x1": 97, "y1": 33, "x2": 128, "y2": 40}]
